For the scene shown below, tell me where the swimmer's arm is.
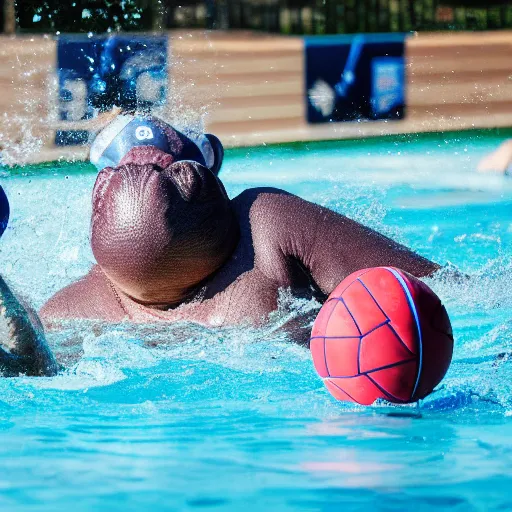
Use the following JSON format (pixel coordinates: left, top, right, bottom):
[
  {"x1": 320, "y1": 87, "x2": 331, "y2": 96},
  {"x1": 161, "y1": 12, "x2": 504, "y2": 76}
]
[
  {"x1": 251, "y1": 189, "x2": 439, "y2": 296},
  {"x1": 477, "y1": 139, "x2": 512, "y2": 174}
]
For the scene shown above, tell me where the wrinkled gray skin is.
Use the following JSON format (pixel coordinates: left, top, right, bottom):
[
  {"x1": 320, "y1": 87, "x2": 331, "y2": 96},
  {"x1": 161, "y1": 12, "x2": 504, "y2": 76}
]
[
  {"x1": 1, "y1": 139, "x2": 439, "y2": 377},
  {"x1": 40, "y1": 147, "x2": 439, "y2": 349},
  {"x1": 0, "y1": 276, "x2": 59, "y2": 376}
]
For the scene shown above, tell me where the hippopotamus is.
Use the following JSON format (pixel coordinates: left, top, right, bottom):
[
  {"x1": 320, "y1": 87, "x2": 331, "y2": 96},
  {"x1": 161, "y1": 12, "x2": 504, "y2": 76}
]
[
  {"x1": 0, "y1": 114, "x2": 440, "y2": 377},
  {"x1": 39, "y1": 114, "x2": 439, "y2": 350}
]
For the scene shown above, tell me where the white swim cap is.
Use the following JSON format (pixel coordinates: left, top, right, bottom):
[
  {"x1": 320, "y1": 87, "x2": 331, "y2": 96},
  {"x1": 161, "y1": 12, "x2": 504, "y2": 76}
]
[{"x1": 90, "y1": 114, "x2": 215, "y2": 171}]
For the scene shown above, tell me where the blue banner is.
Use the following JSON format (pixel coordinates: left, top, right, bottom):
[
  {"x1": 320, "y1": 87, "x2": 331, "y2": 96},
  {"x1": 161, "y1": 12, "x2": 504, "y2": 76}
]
[
  {"x1": 56, "y1": 34, "x2": 167, "y2": 145},
  {"x1": 305, "y1": 34, "x2": 406, "y2": 124}
]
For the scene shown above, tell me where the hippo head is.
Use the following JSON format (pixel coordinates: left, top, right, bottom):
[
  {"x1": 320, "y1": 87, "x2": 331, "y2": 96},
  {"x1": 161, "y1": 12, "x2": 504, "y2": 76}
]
[{"x1": 90, "y1": 148, "x2": 238, "y2": 307}]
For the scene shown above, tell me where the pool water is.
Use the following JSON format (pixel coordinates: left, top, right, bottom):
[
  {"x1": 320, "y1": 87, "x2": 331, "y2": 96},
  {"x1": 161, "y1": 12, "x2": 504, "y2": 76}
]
[{"x1": 1, "y1": 131, "x2": 512, "y2": 510}]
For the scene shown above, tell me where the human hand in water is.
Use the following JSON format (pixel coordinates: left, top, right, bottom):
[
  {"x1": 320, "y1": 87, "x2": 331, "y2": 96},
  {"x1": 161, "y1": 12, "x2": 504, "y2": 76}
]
[
  {"x1": 477, "y1": 139, "x2": 512, "y2": 174},
  {"x1": 0, "y1": 276, "x2": 60, "y2": 377}
]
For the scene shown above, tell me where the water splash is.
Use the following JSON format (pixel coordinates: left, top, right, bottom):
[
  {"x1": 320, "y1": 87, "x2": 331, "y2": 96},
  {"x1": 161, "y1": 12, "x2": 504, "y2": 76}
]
[{"x1": 1, "y1": 131, "x2": 512, "y2": 418}]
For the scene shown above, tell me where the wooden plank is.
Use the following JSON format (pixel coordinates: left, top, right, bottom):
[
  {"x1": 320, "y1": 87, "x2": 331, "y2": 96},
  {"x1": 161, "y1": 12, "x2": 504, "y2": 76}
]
[
  {"x1": 407, "y1": 43, "x2": 512, "y2": 59},
  {"x1": 207, "y1": 116, "x2": 305, "y2": 136},
  {"x1": 407, "y1": 31, "x2": 512, "y2": 48},
  {"x1": 206, "y1": 103, "x2": 304, "y2": 123},
  {"x1": 170, "y1": 33, "x2": 303, "y2": 54},
  {"x1": 408, "y1": 79, "x2": 512, "y2": 107},
  {"x1": 184, "y1": 79, "x2": 303, "y2": 99},
  {"x1": 172, "y1": 70, "x2": 303, "y2": 86},
  {"x1": 409, "y1": 55, "x2": 512, "y2": 74},
  {"x1": 174, "y1": 49, "x2": 302, "y2": 63},
  {"x1": 175, "y1": 55, "x2": 304, "y2": 75},
  {"x1": 210, "y1": 93, "x2": 304, "y2": 109},
  {"x1": 409, "y1": 68, "x2": 512, "y2": 87},
  {"x1": 407, "y1": 100, "x2": 512, "y2": 121}
]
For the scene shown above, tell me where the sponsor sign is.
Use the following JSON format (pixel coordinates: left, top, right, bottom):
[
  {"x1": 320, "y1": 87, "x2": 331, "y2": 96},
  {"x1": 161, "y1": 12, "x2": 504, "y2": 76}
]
[
  {"x1": 305, "y1": 34, "x2": 406, "y2": 123},
  {"x1": 56, "y1": 34, "x2": 167, "y2": 145}
]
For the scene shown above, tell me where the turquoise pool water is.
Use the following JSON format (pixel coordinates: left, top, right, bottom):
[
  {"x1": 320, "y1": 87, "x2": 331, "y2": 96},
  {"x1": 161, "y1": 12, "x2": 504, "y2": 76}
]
[{"x1": 1, "y1": 131, "x2": 512, "y2": 510}]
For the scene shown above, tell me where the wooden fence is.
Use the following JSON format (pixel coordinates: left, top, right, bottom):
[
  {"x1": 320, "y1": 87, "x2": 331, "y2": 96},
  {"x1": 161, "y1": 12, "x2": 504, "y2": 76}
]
[{"x1": 0, "y1": 30, "x2": 511, "y2": 164}]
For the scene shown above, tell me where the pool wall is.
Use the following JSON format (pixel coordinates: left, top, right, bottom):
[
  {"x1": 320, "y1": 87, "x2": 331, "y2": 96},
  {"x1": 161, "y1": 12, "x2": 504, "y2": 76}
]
[{"x1": 0, "y1": 29, "x2": 511, "y2": 164}]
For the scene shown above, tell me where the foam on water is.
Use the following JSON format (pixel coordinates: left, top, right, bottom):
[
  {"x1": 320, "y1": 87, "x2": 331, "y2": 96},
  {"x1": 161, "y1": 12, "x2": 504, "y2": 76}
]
[{"x1": 1, "y1": 134, "x2": 512, "y2": 510}]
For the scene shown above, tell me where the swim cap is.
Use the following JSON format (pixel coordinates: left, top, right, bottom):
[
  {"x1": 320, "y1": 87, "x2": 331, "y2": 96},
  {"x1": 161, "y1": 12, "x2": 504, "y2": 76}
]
[
  {"x1": 0, "y1": 185, "x2": 9, "y2": 238},
  {"x1": 90, "y1": 114, "x2": 215, "y2": 171}
]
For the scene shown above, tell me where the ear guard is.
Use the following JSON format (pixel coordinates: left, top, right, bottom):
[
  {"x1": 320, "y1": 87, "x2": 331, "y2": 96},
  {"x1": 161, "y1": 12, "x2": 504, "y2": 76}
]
[{"x1": 90, "y1": 114, "x2": 217, "y2": 172}]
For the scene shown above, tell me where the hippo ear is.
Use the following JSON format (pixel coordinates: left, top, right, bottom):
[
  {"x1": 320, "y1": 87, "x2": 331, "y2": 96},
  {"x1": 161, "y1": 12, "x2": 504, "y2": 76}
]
[{"x1": 205, "y1": 134, "x2": 224, "y2": 176}]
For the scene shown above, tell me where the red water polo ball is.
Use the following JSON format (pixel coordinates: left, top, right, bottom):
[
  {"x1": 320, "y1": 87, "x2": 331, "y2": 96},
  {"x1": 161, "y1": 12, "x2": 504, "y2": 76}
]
[{"x1": 310, "y1": 267, "x2": 453, "y2": 405}]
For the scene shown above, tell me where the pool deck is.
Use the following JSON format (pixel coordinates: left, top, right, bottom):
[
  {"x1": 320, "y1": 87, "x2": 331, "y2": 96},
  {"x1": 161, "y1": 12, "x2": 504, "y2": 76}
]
[{"x1": 0, "y1": 30, "x2": 511, "y2": 164}]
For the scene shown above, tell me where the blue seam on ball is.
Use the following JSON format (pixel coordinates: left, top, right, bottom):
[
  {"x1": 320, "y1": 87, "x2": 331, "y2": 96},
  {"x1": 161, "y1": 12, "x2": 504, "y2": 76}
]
[
  {"x1": 310, "y1": 335, "x2": 361, "y2": 340},
  {"x1": 366, "y1": 373, "x2": 405, "y2": 403},
  {"x1": 384, "y1": 322, "x2": 416, "y2": 356},
  {"x1": 357, "y1": 337, "x2": 361, "y2": 374},
  {"x1": 327, "y1": 357, "x2": 416, "y2": 379},
  {"x1": 322, "y1": 296, "x2": 342, "y2": 378},
  {"x1": 362, "y1": 318, "x2": 390, "y2": 337},
  {"x1": 356, "y1": 279, "x2": 414, "y2": 355},
  {"x1": 327, "y1": 379, "x2": 359, "y2": 403},
  {"x1": 340, "y1": 297, "x2": 362, "y2": 335},
  {"x1": 356, "y1": 277, "x2": 390, "y2": 320},
  {"x1": 384, "y1": 267, "x2": 423, "y2": 401}
]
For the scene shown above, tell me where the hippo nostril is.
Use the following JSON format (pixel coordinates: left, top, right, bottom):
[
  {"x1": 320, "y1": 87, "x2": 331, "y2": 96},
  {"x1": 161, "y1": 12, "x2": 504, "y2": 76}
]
[{"x1": 162, "y1": 161, "x2": 202, "y2": 202}]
